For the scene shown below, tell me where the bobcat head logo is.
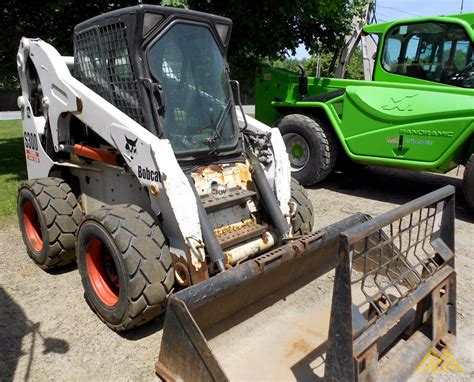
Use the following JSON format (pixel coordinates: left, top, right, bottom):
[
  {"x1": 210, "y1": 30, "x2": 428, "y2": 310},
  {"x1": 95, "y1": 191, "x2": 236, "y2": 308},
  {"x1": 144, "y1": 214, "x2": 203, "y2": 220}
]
[{"x1": 125, "y1": 136, "x2": 138, "y2": 159}]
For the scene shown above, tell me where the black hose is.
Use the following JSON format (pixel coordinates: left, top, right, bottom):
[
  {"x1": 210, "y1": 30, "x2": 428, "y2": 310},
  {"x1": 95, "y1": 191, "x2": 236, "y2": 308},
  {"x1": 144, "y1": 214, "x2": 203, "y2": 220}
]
[{"x1": 249, "y1": 156, "x2": 291, "y2": 238}]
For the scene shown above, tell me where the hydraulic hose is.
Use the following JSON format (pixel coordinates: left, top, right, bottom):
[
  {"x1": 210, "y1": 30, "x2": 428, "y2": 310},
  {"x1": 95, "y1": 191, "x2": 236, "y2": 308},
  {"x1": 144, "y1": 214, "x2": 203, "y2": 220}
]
[
  {"x1": 249, "y1": 155, "x2": 291, "y2": 238},
  {"x1": 187, "y1": 176, "x2": 226, "y2": 272}
]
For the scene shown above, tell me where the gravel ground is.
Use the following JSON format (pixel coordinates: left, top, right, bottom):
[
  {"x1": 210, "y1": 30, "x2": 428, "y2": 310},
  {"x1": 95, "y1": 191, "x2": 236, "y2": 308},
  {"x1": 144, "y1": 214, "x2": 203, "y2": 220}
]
[{"x1": 0, "y1": 165, "x2": 472, "y2": 381}]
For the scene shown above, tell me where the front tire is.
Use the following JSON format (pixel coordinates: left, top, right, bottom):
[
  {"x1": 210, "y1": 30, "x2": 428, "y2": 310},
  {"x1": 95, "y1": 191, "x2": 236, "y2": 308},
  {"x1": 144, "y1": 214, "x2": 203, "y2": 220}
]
[
  {"x1": 290, "y1": 178, "x2": 314, "y2": 235},
  {"x1": 17, "y1": 177, "x2": 83, "y2": 270},
  {"x1": 76, "y1": 205, "x2": 174, "y2": 331},
  {"x1": 463, "y1": 154, "x2": 474, "y2": 210},
  {"x1": 277, "y1": 114, "x2": 337, "y2": 186}
]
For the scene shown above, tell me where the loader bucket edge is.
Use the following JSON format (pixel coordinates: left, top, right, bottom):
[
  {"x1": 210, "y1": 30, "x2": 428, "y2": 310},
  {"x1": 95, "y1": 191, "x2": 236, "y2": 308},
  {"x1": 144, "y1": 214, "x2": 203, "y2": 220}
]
[{"x1": 156, "y1": 212, "x2": 368, "y2": 381}]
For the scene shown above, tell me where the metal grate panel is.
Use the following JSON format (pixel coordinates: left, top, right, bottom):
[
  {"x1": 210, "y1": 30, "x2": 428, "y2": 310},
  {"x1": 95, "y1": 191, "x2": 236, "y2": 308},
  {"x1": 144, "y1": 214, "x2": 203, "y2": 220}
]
[
  {"x1": 350, "y1": 202, "x2": 446, "y2": 329},
  {"x1": 325, "y1": 186, "x2": 456, "y2": 381},
  {"x1": 74, "y1": 22, "x2": 145, "y2": 125}
]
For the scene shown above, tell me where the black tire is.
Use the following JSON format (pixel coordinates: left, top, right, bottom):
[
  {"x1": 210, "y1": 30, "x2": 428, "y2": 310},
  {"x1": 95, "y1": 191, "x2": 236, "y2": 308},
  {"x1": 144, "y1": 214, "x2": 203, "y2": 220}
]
[
  {"x1": 290, "y1": 178, "x2": 314, "y2": 235},
  {"x1": 17, "y1": 177, "x2": 83, "y2": 270},
  {"x1": 277, "y1": 114, "x2": 337, "y2": 186},
  {"x1": 76, "y1": 204, "x2": 174, "y2": 331},
  {"x1": 463, "y1": 154, "x2": 474, "y2": 210}
]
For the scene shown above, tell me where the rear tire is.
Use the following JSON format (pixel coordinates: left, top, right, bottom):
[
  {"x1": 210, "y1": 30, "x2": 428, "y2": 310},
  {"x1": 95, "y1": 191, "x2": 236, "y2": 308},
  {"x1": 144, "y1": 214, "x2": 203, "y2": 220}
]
[
  {"x1": 76, "y1": 205, "x2": 174, "y2": 331},
  {"x1": 290, "y1": 178, "x2": 314, "y2": 235},
  {"x1": 17, "y1": 177, "x2": 83, "y2": 270},
  {"x1": 277, "y1": 114, "x2": 337, "y2": 186},
  {"x1": 463, "y1": 154, "x2": 474, "y2": 210}
]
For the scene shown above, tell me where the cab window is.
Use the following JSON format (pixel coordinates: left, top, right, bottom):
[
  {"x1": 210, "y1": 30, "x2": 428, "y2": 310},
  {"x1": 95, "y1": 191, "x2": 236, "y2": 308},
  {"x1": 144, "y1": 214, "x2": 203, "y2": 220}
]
[{"x1": 382, "y1": 22, "x2": 474, "y2": 88}]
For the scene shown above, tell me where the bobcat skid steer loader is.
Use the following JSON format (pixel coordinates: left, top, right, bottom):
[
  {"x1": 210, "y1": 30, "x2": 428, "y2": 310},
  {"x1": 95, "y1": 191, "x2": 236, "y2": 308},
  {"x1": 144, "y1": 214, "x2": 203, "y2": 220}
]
[{"x1": 16, "y1": 5, "x2": 457, "y2": 381}]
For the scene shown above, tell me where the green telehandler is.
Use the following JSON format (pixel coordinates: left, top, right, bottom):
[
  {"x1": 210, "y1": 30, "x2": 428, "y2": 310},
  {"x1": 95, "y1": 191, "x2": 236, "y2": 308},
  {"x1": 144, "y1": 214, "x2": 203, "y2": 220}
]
[{"x1": 255, "y1": 12, "x2": 474, "y2": 208}]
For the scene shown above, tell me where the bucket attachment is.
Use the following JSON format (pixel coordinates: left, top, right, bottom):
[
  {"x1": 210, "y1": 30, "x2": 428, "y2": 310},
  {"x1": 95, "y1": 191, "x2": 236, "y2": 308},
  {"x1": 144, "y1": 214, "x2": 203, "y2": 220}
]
[
  {"x1": 325, "y1": 185, "x2": 456, "y2": 381},
  {"x1": 156, "y1": 186, "x2": 456, "y2": 381}
]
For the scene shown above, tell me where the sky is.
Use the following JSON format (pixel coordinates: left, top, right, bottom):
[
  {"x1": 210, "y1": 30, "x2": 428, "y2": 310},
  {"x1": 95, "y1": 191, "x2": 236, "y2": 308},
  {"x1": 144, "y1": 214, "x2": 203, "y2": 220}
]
[{"x1": 294, "y1": 0, "x2": 474, "y2": 59}]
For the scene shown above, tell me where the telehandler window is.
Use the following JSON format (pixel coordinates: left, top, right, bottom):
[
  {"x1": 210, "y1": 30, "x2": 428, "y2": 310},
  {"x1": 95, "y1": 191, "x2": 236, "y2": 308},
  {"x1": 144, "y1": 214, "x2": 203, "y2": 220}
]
[
  {"x1": 147, "y1": 23, "x2": 237, "y2": 155},
  {"x1": 382, "y1": 21, "x2": 473, "y2": 88}
]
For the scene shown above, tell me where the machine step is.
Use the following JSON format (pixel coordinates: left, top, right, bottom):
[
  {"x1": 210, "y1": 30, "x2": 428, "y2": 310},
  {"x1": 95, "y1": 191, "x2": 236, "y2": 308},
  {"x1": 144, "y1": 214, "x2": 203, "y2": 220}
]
[
  {"x1": 201, "y1": 189, "x2": 256, "y2": 213},
  {"x1": 216, "y1": 223, "x2": 268, "y2": 250}
]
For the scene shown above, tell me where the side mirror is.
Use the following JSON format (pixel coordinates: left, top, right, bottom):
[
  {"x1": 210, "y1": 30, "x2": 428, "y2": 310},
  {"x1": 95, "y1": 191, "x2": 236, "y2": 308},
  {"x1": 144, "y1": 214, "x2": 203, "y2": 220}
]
[{"x1": 298, "y1": 64, "x2": 308, "y2": 97}]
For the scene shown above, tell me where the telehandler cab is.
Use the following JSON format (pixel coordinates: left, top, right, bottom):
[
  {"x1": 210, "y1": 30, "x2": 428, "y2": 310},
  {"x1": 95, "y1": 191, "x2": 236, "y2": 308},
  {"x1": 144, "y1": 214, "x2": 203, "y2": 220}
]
[{"x1": 16, "y1": 5, "x2": 457, "y2": 380}]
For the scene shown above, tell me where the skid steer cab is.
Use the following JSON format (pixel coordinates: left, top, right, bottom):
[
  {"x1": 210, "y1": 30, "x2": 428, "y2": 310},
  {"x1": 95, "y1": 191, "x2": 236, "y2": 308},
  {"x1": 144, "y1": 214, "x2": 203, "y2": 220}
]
[{"x1": 16, "y1": 4, "x2": 457, "y2": 380}]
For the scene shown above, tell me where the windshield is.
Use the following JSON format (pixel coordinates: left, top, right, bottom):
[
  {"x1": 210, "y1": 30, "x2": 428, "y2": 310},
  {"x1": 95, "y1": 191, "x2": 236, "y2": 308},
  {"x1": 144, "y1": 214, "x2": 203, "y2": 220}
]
[
  {"x1": 382, "y1": 22, "x2": 474, "y2": 88},
  {"x1": 148, "y1": 23, "x2": 237, "y2": 154}
]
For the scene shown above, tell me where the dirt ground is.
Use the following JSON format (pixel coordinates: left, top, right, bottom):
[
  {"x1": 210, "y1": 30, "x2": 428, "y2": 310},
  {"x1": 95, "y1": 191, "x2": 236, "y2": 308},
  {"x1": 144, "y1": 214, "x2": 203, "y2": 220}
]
[{"x1": 1, "y1": 165, "x2": 472, "y2": 381}]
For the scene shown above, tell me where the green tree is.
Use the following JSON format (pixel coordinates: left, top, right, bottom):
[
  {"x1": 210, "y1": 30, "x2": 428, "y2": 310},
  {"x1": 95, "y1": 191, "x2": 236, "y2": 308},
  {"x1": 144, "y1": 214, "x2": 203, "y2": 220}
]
[
  {"x1": 187, "y1": 0, "x2": 366, "y2": 97},
  {"x1": 0, "y1": 0, "x2": 366, "y2": 94},
  {"x1": 0, "y1": 0, "x2": 189, "y2": 90},
  {"x1": 0, "y1": 0, "x2": 132, "y2": 90},
  {"x1": 267, "y1": 47, "x2": 364, "y2": 81},
  {"x1": 305, "y1": 48, "x2": 364, "y2": 80},
  {"x1": 271, "y1": 58, "x2": 308, "y2": 74}
]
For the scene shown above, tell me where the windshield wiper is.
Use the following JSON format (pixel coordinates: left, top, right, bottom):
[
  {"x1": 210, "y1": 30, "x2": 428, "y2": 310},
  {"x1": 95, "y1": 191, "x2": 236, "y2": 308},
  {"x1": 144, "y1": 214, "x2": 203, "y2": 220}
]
[{"x1": 202, "y1": 99, "x2": 232, "y2": 154}]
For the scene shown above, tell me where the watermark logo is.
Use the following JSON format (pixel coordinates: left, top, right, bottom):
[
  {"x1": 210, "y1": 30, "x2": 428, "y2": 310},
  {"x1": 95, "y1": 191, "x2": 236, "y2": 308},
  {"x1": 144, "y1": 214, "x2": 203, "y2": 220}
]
[
  {"x1": 415, "y1": 349, "x2": 463, "y2": 377},
  {"x1": 208, "y1": 181, "x2": 228, "y2": 199}
]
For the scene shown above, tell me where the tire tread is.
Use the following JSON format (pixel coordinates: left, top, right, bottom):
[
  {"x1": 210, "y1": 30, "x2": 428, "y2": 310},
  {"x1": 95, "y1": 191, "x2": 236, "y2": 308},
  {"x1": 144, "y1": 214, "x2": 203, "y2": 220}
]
[
  {"x1": 82, "y1": 205, "x2": 173, "y2": 330},
  {"x1": 18, "y1": 177, "x2": 82, "y2": 269},
  {"x1": 290, "y1": 178, "x2": 314, "y2": 235},
  {"x1": 463, "y1": 154, "x2": 474, "y2": 209},
  {"x1": 278, "y1": 114, "x2": 337, "y2": 185}
]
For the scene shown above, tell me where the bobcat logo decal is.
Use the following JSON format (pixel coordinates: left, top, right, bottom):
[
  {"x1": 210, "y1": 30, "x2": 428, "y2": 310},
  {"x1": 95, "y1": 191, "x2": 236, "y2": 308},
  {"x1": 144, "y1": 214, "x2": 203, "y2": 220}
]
[{"x1": 125, "y1": 136, "x2": 138, "y2": 159}]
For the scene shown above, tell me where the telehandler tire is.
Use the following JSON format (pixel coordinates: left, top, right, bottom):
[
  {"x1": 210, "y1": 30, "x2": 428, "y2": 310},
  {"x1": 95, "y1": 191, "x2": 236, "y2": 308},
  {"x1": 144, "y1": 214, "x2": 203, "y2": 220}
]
[
  {"x1": 290, "y1": 177, "x2": 314, "y2": 235},
  {"x1": 17, "y1": 177, "x2": 83, "y2": 270},
  {"x1": 76, "y1": 204, "x2": 174, "y2": 331},
  {"x1": 277, "y1": 114, "x2": 337, "y2": 186},
  {"x1": 463, "y1": 154, "x2": 474, "y2": 210}
]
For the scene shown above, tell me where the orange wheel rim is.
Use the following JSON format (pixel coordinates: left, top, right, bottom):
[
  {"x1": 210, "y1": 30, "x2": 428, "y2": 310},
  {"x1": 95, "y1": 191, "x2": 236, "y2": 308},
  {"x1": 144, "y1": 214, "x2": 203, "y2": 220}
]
[
  {"x1": 85, "y1": 238, "x2": 120, "y2": 307},
  {"x1": 23, "y1": 200, "x2": 43, "y2": 252}
]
